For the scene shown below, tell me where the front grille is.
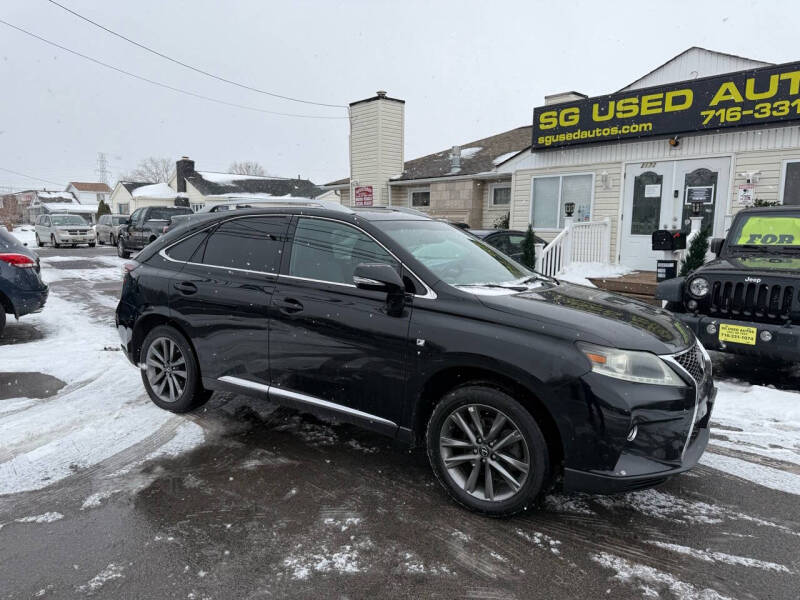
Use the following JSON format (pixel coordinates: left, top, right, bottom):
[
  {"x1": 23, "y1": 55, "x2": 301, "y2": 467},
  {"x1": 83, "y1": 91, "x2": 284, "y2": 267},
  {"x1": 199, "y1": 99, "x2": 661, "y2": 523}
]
[
  {"x1": 673, "y1": 343, "x2": 705, "y2": 384},
  {"x1": 708, "y1": 280, "x2": 793, "y2": 323}
]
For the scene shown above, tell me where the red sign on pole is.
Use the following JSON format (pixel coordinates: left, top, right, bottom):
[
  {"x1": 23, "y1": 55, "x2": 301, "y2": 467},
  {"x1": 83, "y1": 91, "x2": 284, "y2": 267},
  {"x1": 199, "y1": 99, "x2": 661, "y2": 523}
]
[{"x1": 354, "y1": 186, "x2": 374, "y2": 207}]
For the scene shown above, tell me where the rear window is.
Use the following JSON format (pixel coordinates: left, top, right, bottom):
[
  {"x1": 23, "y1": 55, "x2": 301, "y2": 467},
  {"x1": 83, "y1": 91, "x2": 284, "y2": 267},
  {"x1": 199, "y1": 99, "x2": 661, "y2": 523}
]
[
  {"x1": 199, "y1": 216, "x2": 289, "y2": 273},
  {"x1": 165, "y1": 231, "x2": 209, "y2": 262},
  {"x1": 148, "y1": 207, "x2": 193, "y2": 220}
]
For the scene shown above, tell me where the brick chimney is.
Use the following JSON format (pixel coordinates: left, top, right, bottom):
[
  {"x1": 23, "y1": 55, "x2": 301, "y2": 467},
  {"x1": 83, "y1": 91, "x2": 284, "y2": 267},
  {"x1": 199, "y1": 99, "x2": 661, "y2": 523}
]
[
  {"x1": 175, "y1": 156, "x2": 195, "y2": 193},
  {"x1": 348, "y1": 91, "x2": 404, "y2": 207}
]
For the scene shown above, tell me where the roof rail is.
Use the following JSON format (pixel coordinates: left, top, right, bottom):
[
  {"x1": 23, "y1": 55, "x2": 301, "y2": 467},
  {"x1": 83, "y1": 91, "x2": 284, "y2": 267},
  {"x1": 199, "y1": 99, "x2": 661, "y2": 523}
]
[{"x1": 205, "y1": 196, "x2": 353, "y2": 214}]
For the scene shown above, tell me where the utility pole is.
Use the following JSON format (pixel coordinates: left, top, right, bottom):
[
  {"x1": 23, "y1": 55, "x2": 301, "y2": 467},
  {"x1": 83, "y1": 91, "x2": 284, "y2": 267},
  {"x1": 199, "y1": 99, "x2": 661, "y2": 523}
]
[{"x1": 95, "y1": 152, "x2": 110, "y2": 186}]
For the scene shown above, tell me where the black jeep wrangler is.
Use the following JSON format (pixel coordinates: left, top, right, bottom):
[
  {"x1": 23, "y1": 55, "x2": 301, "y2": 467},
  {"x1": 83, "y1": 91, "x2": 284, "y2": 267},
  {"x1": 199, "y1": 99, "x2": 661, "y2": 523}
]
[{"x1": 657, "y1": 205, "x2": 800, "y2": 360}]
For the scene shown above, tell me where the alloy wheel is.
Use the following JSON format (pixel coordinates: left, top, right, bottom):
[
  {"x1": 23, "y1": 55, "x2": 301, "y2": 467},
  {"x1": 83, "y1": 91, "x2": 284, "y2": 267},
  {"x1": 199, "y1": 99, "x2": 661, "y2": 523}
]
[
  {"x1": 145, "y1": 337, "x2": 188, "y2": 403},
  {"x1": 439, "y1": 404, "x2": 530, "y2": 502}
]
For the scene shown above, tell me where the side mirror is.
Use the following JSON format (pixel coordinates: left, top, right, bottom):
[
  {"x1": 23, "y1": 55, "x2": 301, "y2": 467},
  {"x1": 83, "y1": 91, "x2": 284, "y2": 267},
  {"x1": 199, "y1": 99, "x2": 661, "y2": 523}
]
[
  {"x1": 710, "y1": 238, "x2": 724, "y2": 256},
  {"x1": 353, "y1": 263, "x2": 404, "y2": 293}
]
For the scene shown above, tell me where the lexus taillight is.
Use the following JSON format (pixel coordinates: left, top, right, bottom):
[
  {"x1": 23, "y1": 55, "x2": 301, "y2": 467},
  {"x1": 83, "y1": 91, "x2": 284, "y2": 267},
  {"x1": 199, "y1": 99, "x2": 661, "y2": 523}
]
[
  {"x1": 0, "y1": 253, "x2": 36, "y2": 268},
  {"x1": 122, "y1": 261, "x2": 139, "y2": 275}
]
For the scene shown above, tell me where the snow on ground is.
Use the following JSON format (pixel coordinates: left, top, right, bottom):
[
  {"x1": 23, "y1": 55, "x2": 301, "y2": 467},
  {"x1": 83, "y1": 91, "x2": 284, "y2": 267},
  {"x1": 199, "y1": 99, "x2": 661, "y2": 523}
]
[
  {"x1": 701, "y1": 379, "x2": 800, "y2": 495},
  {"x1": 592, "y1": 552, "x2": 734, "y2": 600},
  {"x1": 557, "y1": 262, "x2": 634, "y2": 287},
  {"x1": 0, "y1": 261, "x2": 203, "y2": 496}
]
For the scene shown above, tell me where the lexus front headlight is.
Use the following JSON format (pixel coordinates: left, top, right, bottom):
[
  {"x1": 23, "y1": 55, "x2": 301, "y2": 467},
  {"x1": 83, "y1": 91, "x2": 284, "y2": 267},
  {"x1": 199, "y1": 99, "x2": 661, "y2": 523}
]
[{"x1": 578, "y1": 342, "x2": 686, "y2": 387}]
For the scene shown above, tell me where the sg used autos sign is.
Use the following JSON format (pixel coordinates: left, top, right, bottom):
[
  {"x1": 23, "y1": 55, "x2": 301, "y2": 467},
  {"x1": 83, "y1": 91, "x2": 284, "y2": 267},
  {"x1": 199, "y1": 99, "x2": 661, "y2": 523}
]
[{"x1": 532, "y1": 61, "x2": 800, "y2": 149}]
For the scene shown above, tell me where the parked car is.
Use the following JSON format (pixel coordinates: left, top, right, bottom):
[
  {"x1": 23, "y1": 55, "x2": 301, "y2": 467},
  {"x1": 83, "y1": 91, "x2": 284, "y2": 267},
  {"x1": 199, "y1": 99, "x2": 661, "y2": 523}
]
[
  {"x1": 34, "y1": 214, "x2": 96, "y2": 248},
  {"x1": 116, "y1": 206, "x2": 193, "y2": 258},
  {"x1": 116, "y1": 206, "x2": 714, "y2": 516},
  {"x1": 470, "y1": 229, "x2": 547, "y2": 262},
  {"x1": 0, "y1": 227, "x2": 48, "y2": 336},
  {"x1": 658, "y1": 205, "x2": 800, "y2": 361},
  {"x1": 96, "y1": 214, "x2": 130, "y2": 246}
]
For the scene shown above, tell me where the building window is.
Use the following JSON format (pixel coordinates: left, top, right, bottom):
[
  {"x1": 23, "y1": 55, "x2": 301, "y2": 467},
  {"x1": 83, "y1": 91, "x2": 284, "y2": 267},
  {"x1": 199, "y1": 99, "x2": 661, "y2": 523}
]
[
  {"x1": 118, "y1": 203, "x2": 129, "y2": 215},
  {"x1": 491, "y1": 184, "x2": 511, "y2": 206},
  {"x1": 782, "y1": 160, "x2": 800, "y2": 205},
  {"x1": 191, "y1": 203, "x2": 204, "y2": 213},
  {"x1": 97, "y1": 193, "x2": 106, "y2": 202},
  {"x1": 409, "y1": 188, "x2": 430, "y2": 207},
  {"x1": 531, "y1": 173, "x2": 593, "y2": 229}
]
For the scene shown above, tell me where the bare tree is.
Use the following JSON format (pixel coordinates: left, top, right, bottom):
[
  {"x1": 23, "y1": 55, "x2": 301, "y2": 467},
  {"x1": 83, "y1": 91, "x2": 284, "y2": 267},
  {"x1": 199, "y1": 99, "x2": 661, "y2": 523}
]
[
  {"x1": 228, "y1": 160, "x2": 267, "y2": 177},
  {"x1": 120, "y1": 157, "x2": 174, "y2": 183}
]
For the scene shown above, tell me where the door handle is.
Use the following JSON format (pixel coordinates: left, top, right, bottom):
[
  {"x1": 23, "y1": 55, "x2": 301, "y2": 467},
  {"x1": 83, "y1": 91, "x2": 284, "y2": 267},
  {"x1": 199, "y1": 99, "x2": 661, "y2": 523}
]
[
  {"x1": 174, "y1": 281, "x2": 198, "y2": 295},
  {"x1": 277, "y1": 298, "x2": 304, "y2": 314}
]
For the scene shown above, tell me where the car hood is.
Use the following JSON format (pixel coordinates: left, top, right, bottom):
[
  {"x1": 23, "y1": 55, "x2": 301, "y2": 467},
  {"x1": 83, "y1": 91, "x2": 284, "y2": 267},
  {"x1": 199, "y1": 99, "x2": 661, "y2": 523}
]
[
  {"x1": 474, "y1": 281, "x2": 694, "y2": 355},
  {"x1": 699, "y1": 254, "x2": 800, "y2": 275}
]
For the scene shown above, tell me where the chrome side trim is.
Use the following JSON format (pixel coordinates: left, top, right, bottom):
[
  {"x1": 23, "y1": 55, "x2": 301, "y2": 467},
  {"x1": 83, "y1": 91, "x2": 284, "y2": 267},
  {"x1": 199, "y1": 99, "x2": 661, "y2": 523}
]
[
  {"x1": 157, "y1": 213, "x2": 438, "y2": 299},
  {"x1": 219, "y1": 375, "x2": 270, "y2": 393},
  {"x1": 662, "y1": 347, "x2": 702, "y2": 460},
  {"x1": 278, "y1": 273, "x2": 356, "y2": 289},
  {"x1": 352, "y1": 276, "x2": 382, "y2": 287},
  {"x1": 218, "y1": 376, "x2": 397, "y2": 428}
]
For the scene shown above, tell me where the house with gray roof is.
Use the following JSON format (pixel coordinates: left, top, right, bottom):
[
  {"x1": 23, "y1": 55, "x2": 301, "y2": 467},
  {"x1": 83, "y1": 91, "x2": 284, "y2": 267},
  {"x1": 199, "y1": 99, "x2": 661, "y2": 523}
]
[{"x1": 110, "y1": 157, "x2": 323, "y2": 214}]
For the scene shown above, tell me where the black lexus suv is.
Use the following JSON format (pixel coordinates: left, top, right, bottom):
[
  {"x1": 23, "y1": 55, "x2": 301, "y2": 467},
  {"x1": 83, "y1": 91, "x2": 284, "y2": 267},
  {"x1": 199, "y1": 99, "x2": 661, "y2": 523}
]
[
  {"x1": 116, "y1": 206, "x2": 715, "y2": 516},
  {"x1": 657, "y1": 206, "x2": 800, "y2": 361}
]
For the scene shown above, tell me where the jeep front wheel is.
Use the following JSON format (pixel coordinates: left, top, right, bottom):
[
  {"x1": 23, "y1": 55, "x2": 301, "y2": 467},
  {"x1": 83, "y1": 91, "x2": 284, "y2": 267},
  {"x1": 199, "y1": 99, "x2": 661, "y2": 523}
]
[{"x1": 426, "y1": 385, "x2": 549, "y2": 517}]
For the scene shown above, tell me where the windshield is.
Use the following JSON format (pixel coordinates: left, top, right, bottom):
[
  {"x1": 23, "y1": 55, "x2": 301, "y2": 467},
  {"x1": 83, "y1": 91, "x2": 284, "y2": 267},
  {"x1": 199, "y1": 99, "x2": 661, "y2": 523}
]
[
  {"x1": 51, "y1": 215, "x2": 87, "y2": 225},
  {"x1": 728, "y1": 212, "x2": 800, "y2": 251},
  {"x1": 375, "y1": 220, "x2": 532, "y2": 286}
]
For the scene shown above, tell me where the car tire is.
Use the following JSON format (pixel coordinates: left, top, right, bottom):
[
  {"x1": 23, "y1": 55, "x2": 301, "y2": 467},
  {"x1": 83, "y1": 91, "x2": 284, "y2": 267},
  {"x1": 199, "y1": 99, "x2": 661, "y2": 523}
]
[
  {"x1": 88, "y1": 242, "x2": 96, "y2": 248},
  {"x1": 0, "y1": 310, "x2": 5, "y2": 337},
  {"x1": 51, "y1": 235, "x2": 60, "y2": 249},
  {"x1": 426, "y1": 384, "x2": 549, "y2": 517},
  {"x1": 117, "y1": 238, "x2": 130, "y2": 259},
  {"x1": 35, "y1": 233, "x2": 41, "y2": 247},
  {"x1": 110, "y1": 234, "x2": 115, "y2": 246},
  {"x1": 140, "y1": 326, "x2": 211, "y2": 413},
  {"x1": 98, "y1": 236, "x2": 104, "y2": 246}
]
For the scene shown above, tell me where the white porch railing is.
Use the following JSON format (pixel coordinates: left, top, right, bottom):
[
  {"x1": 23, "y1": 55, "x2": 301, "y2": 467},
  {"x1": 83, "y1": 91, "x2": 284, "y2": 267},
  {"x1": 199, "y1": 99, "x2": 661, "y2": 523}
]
[{"x1": 535, "y1": 217, "x2": 611, "y2": 277}]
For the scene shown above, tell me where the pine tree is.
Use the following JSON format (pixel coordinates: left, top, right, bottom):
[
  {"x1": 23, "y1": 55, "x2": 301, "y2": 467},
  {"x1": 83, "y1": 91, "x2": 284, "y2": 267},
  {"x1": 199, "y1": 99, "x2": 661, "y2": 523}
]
[
  {"x1": 521, "y1": 224, "x2": 537, "y2": 269},
  {"x1": 96, "y1": 198, "x2": 111, "y2": 219},
  {"x1": 679, "y1": 226, "x2": 710, "y2": 276}
]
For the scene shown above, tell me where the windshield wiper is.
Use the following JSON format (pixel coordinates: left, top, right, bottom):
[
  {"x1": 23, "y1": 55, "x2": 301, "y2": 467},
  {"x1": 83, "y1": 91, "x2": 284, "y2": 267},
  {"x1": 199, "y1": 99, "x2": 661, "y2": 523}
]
[
  {"x1": 457, "y1": 283, "x2": 528, "y2": 291},
  {"x1": 733, "y1": 244, "x2": 791, "y2": 254}
]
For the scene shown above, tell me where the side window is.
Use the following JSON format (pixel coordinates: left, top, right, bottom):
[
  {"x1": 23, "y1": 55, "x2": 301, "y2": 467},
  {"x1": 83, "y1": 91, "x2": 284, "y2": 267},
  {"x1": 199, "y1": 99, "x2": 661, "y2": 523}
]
[
  {"x1": 165, "y1": 231, "x2": 209, "y2": 262},
  {"x1": 129, "y1": 209, "x2": 142, "y2": 226},
  {"x1": 289, "y1": 218, "x2": 399, "y2": 285},
  {"x1": 200, "y1": 216, "x2": 288, "y2": 273}
]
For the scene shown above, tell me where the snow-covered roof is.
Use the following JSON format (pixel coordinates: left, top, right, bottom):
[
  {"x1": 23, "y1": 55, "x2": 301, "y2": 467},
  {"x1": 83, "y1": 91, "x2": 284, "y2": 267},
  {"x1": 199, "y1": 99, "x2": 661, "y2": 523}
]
[
  {"x1": 38, "y1": 191, "x2": 76, "y2": 201},
  {"x1": 131, "y1": 183, "x2": 177, "y2": 198},
  {"x1": 197, "y1": 171, "x2": 287, "y2": 184},
  {"x1": 42, "y1": 202, "x2": 97, "y2": 213}
]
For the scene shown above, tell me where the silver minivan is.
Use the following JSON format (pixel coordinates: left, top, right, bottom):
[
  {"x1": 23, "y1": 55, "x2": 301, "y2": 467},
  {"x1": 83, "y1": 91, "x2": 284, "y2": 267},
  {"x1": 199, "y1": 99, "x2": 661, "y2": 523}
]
[
  {"x1": 95, "y1": 214, "x2": 129, "y2": 246},
  {"x1": 34, "y1": 214, "x2": 96, "y2": 248}
]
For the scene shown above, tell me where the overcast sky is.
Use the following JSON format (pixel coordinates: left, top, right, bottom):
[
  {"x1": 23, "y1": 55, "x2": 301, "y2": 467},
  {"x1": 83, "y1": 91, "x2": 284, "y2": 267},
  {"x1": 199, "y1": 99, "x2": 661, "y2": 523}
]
[{"x1": 1, "y1": 0, "x2": 797, "y2": 191}]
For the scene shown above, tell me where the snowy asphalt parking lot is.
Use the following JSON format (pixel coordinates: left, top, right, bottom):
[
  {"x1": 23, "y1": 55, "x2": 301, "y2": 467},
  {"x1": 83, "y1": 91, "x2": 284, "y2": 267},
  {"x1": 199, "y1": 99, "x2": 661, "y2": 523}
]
[{"x1": 1, "y1": 239, "x2": 799, "y2": 599}]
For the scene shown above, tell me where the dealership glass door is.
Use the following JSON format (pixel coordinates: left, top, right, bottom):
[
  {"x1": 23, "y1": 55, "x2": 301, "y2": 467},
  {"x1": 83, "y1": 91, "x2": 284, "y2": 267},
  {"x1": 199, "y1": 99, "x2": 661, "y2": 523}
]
[{"x1": 620, "y1": 158, "x2": 730, "y2": 270}]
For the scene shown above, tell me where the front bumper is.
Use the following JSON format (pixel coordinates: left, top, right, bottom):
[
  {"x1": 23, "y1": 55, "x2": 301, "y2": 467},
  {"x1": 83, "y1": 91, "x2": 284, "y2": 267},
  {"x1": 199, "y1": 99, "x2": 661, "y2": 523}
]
[
  {"x1": 674, "y1": 312, "x2": 800, "y2": 360},
  {"x1": 55, "y1": 233, "x2": 94, "y2": 244},
  {"x1": 562, "y1": 367, "x2": 715, "y2": 494}
]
